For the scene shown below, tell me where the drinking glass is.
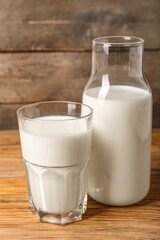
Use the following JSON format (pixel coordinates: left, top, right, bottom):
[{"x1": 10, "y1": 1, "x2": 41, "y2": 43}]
[{"x1": 17, "y1": 101, "x2": 92, "y2": 225}]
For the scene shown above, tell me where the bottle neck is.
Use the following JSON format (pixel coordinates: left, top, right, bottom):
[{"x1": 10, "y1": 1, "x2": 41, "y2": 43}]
[{"x1": 92, "y1": 41, "x2": 143, "y2": 79}]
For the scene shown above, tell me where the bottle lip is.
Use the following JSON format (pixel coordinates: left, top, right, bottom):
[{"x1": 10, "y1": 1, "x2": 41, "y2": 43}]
[{"x1": 93, "y1": 36, "x2": 144, "y2": 47}]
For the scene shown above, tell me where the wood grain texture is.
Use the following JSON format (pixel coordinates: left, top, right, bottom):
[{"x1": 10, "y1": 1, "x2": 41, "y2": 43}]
[
  {"x1": 0, "y1": 104, "x2": 23, "y2": 129},
  {"x1": 0, "y1": 52, "x2": 90, "y2": 103},
  {"x1": 0, "y1": 0, "x2": 159, "y2": 51},
  {"x1": 0, "y1": 129, "x2": 160, "y2": 240},
  {"x1": 0, "y1": 0, "x2": 159, "y2": 129},
  {"x1": 0, "y1": 51, "x2": 159, "y2": 128}
]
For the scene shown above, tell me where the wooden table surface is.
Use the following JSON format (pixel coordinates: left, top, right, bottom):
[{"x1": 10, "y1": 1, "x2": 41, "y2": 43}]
[{"x1": 0, "y1": 130, "x2": 160, "y2": 240}]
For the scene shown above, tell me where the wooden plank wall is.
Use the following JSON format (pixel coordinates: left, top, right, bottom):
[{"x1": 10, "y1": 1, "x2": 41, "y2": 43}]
[{"x1": 0, "y1": 0, "x2": 159, "y2": 129}]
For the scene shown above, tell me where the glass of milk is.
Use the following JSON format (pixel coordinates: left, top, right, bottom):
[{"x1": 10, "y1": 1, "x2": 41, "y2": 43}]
[
  {"x1": 83, "y1": 36, "x2": 152, "y2": 206},
  {"x1": 17, "y1": 101, "x2": 92, "y2": 225}
]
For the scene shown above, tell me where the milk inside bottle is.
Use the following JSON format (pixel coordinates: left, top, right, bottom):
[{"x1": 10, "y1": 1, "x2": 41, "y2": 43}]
[{"x1": 83, "y1": 85, "x2": 152, "y2": 205}]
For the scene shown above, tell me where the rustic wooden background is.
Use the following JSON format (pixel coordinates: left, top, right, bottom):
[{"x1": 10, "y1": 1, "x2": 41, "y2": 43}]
[{"x1": 0, "y1": 0, "x2": 159, "y2": 129}]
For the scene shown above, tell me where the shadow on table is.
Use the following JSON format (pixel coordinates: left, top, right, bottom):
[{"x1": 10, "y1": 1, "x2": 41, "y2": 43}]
[
  {"x1": 84, "y1": 198, "x2": 107, "y2": 220},
  {"x1": 138, "y1": 170, "x2": 160, "y2": 206}
]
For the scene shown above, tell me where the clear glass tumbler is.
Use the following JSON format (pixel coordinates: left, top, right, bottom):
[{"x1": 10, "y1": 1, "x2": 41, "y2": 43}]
[
  {"x1": 17, "y1": 101, "x2": 92, "y2": 225},
  {"x1": 83, "y1": 36, "x2": 152, "y2": 206}
]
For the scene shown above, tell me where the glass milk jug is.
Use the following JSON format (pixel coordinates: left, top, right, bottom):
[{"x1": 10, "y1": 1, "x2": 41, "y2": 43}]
[{"x1": 83, "y1": 36, "x2": 152, "y2": 206}]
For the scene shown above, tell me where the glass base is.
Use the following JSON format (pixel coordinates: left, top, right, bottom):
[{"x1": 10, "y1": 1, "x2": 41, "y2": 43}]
[{"x1": 29, "y1": 195, "x2": 87, "y2": 225}]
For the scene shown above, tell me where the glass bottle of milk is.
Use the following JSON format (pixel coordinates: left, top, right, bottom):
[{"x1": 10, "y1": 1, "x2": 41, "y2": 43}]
[{"x1": 83, "y1": 36, "x2": 152, "y2": 206}]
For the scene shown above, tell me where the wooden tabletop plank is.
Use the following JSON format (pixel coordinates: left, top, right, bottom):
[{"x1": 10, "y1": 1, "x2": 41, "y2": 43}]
[
  {"x1": 0, "y1": 130, "x2": 160, "y2": 239},
  {"x1": 0, "y1": 52, "x2": 160, "y2": 129},
  {"x1": 0, "y1": 52, "x2": 159, "y2": 105},
  {"x1": 0, "y1": 0, "x2": 159, "y2": 51}
]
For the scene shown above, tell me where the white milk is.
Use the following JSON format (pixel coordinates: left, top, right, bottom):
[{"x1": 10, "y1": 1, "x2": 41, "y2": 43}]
[
  {"x1": 19, "y1": 116, "x2": 91, "y2": 214},
  {"x1": 83, "y1": 85, "x2": 152, "y2": 206}
]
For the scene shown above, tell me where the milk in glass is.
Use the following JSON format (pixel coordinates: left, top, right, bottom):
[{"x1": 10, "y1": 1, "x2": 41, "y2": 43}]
[{"x1": 20, "y1": 116, "x2": 91, "y2": 214}]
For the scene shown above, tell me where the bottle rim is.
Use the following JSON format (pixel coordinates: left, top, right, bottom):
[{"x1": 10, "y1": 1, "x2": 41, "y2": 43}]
[{"x1": 93, "y1": 36, "x2": 144, "y2": 47}]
